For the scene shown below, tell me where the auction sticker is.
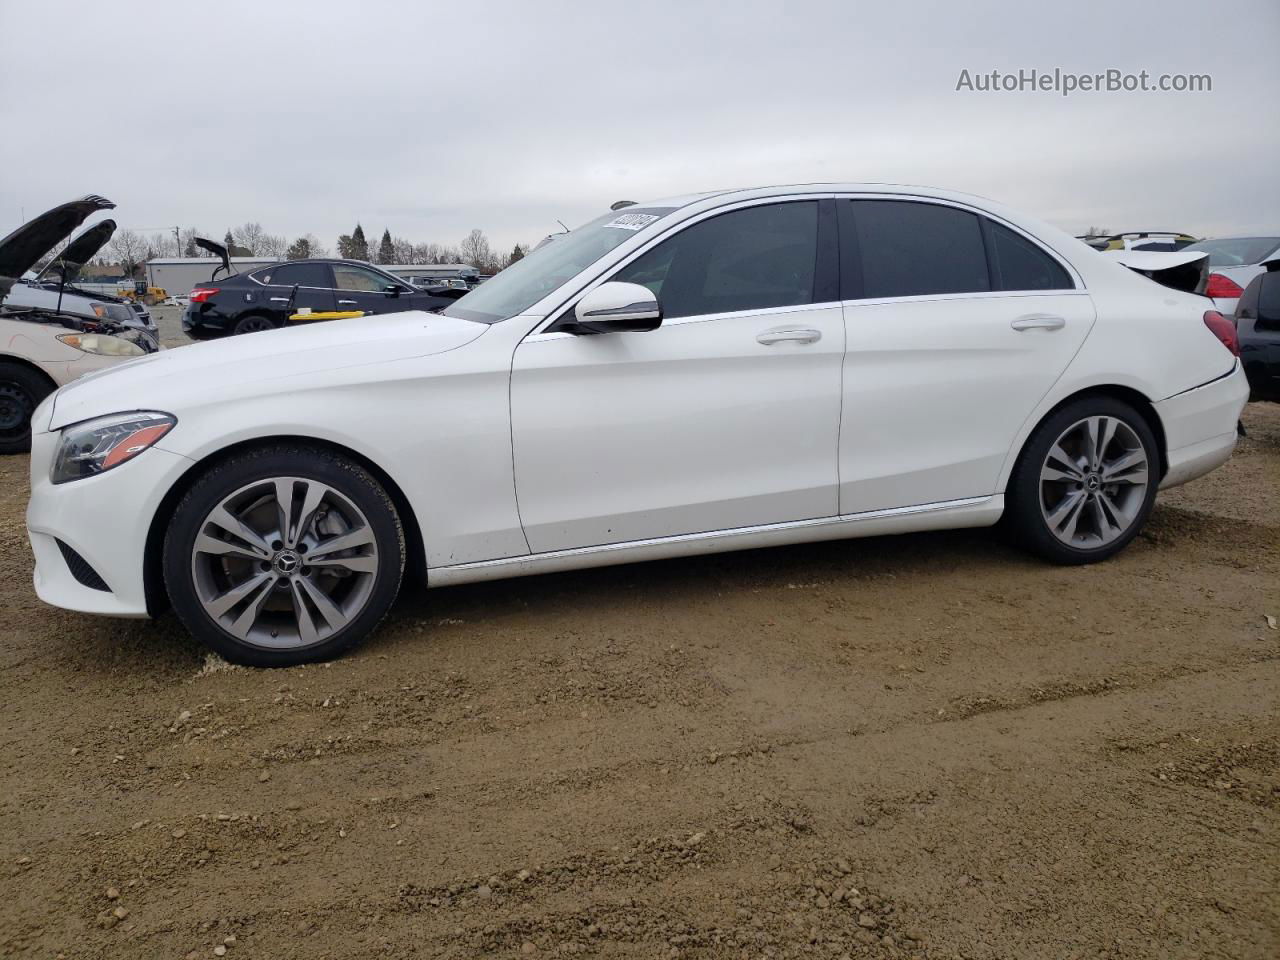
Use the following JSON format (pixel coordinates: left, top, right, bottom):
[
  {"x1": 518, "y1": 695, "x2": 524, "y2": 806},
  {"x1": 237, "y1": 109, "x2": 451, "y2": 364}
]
[{"x1": 604, "y1": 213, "x2": 660, "y2": 231}]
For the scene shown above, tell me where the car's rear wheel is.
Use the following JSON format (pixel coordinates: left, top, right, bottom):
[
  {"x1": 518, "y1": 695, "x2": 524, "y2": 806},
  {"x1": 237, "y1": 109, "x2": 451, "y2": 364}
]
[
  {"x1": 1006, "y1": 396, "x2": 1159, "y2": 564},
  {"x1": 0, "y1": 362, "x2": 54, "y2": 455},
  {"x1": 163, "y1": 445, "x2": 405, "y2": 666},
  {"x1": 233, "y1": 314, "x2": 278, "y2": 335}
]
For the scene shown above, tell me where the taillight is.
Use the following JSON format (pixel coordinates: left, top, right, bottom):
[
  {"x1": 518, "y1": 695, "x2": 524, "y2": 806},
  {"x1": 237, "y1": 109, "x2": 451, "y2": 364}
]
[
  {"x1": 1205, "y1": 273, "x2": 1243, "y2": 299},
  {"x1": 189, "y1": 287, "x2": 219, "y2": 303},
  {"x1": 1203, "y1": 310, "x2": 1239, "y2": 357}
]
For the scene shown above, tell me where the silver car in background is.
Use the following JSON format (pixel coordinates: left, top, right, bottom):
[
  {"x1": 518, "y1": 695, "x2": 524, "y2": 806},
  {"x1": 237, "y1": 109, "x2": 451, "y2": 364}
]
[{"x1": 1182, "y1": 235, "x2": 1280, "y2": 317}]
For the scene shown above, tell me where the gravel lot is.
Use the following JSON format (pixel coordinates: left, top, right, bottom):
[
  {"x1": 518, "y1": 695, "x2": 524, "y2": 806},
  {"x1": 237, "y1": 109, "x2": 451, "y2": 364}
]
[{"x1": 1, "y1": 319, "x2": 1277, "y2": 958}]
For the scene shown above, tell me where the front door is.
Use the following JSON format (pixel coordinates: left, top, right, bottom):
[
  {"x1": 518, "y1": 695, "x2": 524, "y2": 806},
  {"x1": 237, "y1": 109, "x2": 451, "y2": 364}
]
[
  {"x1": 331, "y1": 263, "x2": 406, "y2": 315},
  {"x1": 510, "y1": 200, "x2": 845, "y2": 553}
]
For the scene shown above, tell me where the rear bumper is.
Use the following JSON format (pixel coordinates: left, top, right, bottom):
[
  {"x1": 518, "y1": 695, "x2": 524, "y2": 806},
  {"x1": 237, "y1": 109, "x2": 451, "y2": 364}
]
[
  {"x1": 181, "y1": 304, "x2": 229, "y2": 337},
  {"x1": 1156, "y1": 362, "x2": 1249, "y2": 489}
]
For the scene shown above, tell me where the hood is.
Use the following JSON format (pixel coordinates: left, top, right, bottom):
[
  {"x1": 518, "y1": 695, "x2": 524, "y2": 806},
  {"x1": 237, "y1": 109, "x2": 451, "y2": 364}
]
[
  {"x1": 1103, "y1": 249, "x2": 1209, "y2": 295},
  {"x1": 194, "y1": 236, "x2": 232, "y2": 279},
  {"x1": 34, "y1": 219, "x2": 117, "y2": 283},
  {"x1": 0, "y1": 195, "x2": 115, "y2": 300},
  {"x1": 48, "y1": 310, "x2": 487, "y2": 430}
]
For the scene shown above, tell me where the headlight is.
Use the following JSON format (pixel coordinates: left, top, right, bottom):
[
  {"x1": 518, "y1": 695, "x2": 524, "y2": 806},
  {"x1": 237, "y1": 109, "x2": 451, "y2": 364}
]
[
  {"x1": 57, "y1": 333, "x2": 146, "y2": 357},
  {"x1": 52, "y1": 412, "x2": 176, "y2": 484}
]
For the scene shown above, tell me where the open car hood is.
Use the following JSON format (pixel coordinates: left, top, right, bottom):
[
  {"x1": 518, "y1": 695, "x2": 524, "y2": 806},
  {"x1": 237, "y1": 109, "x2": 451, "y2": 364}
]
[
  {"x1": 194, "y1": 236, "x2": 232, "y2": 279},
  {"x1": 34, "y1": 219, "x2": 117, "y2": 283},
  {"x1": 0, "y1": 195, "x2": 115, "y2": 300},
  {"x1": 1103, "y1": 248, "x2": 1210, "y2": 295}
]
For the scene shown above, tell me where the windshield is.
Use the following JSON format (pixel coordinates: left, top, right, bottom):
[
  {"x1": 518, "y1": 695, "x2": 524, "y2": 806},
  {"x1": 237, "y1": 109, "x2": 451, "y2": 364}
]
[
  {"x1": 443, "y1": 207, "x2": 676, "y2": 323},
  {"x1": 1183, "y1": 237, "x2": 1280, "y2": 267}
]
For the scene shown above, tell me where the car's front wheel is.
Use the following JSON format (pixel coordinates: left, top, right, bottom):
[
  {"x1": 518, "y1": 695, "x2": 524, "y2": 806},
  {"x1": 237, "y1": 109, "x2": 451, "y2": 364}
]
[
  {"x1": 163, "y1": 445, "x2": 405, "y2": 666},
  {"x1": 0, "y1": 361, "x2": 54, "y2": 455},
  {"x1": 1006, "y1": 396, "x2": 1159, "y2": 564}
]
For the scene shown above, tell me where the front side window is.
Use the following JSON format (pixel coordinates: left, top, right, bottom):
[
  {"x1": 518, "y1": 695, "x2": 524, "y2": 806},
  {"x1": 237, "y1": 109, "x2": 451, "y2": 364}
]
[
  {"x1": 844, "y1": 200, "x2": 989, "y2": 299},
  {"x1": 612, "y1": 201, "x2": 819, "y2": 320},
  {"x1": 333, "y1": 264, "x2": 395, "y2": 292},
  {"x1": 986, "y1": 221, "x2": 1072, "y2": 291},
  {"x1": 262, "y1": 262, "x2": 331, "y2": 287},
  {"x1": 441, "y1": 207, "x2": 676, "y2": 323}
]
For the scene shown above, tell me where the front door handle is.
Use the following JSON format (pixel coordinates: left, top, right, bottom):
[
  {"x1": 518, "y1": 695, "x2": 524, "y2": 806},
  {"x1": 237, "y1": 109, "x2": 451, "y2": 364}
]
[
  {"x1": 269, "y1": 297, "x2": 291, "y2": 302},
  {"x1": 757, "y1": 327, "x2": 822, "y2": 345},
  {"x1": 337, "y1": 299, "x2": 358, "y2": 306},
  {"x1": 1011, "y1": 314, "x2": 1066, "y2": 331}
]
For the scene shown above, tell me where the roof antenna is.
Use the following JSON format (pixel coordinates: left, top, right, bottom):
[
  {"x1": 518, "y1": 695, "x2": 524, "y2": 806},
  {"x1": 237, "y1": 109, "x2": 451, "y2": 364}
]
[
  {"x1": 555, "y1": 219, "x2": 569, "y2": 233},
  {"x1": 610, "y1": 200, "x2": 636, "y2": 211}
]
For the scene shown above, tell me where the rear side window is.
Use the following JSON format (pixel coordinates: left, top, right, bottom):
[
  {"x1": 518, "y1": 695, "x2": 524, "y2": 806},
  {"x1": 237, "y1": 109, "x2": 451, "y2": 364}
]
[
  {"x1": 612, "y1": 201, "x2": 818, "y2": 319},
  {"x1": 260, "y1": 262, "x2": 331, "y2": 287},
  {"x1": 843, "y1": 200, "x2": 989, "y2": 299},
  {"x1": 986, "y1": 221, "x2": 1072, "y2": 291}
]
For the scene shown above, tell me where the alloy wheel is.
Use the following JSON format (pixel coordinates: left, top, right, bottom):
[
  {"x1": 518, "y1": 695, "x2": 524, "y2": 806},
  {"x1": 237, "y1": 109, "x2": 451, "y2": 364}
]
[
  {"x1": 1039, "y1": 415, "x2": 1150, "y2": 548},
  {"x1": 189, "y1": 477, "x2": 379, "y2": 649}
]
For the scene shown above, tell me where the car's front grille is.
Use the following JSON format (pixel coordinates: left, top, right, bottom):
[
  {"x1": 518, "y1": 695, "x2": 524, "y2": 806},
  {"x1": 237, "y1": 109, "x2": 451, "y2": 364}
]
[{"x1": 55, "y1": 540, "x2": 110, "y2": 592}]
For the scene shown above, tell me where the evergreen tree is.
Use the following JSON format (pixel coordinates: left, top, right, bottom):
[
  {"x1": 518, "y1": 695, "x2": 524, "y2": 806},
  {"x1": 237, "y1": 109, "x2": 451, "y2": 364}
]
[
  {"x1": 509, "y1": 244, "x2": 525, "y2": 265},
  {"x1": 377, "y1": 228, "x2": 395, "y2": 265},
  {"x1": 351, "y1": 224, "x2": 369, "y2": 261},
  {"x1": 223, "y1": 229, "x2": 234, "y2": 248},
  {"x1": 286, "y1": 236, "x2": 312, "y2": 260}
]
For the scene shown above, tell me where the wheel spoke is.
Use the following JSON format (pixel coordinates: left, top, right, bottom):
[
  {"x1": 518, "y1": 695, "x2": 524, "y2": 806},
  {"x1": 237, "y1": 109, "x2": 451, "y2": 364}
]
[
  {"x1": 291, "y1": 483, "x2": 328, "y2": 548},
  {"x1": 296, "y1": 574, "x2": 351, "y2": 631},
  {"x1": 1045, "y1": 443, "x2": 1085, "y2": 481},
  {"x1": 228, "y1": 576, "x2": 278, "y2": 639},
  {"x1": 304, "y1": 526, "x2": 374, "y2": 561},
  {"x1": 204, "y1": 506, "x2": 272, "y2": 558},
  {"x1": 307, "y1": 554, "x2": 378, "y2": 574},
  {"x1": 1047, "y1": 490, "x2": 1086, "y2": 538},
  {"x1": 194, "y1": 533, "x2": 263, "y2": 562},
  {"x1": 205, "y1": 571, "x2": 275, "y2": 620},
  {"x1": 1102, "y1": 450, "x2": 1147, "y2": 483},
  {"x1": 289, "y1": 580, "x2": 321, "y2": 645}
]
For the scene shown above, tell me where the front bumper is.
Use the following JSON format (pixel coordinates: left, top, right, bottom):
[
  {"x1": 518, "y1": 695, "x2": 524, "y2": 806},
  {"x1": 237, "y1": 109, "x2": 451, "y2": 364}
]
[
  {"x1": 26, "y1": 427, "x2": 193, "y2": 618},
  {"x1": 1156, "y1": 361, "x2": 1250, "y2": 489}
]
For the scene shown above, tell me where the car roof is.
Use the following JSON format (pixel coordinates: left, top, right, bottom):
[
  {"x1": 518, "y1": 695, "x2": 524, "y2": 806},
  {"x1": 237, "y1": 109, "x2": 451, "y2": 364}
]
[{"x1": 639, "y1": 182, "x2": 1000, "y2": 210}]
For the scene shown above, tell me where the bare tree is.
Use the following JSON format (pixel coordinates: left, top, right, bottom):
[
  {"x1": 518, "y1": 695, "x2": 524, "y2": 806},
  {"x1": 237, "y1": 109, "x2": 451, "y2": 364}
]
[
  {"x1": 256, "y1": 233, "x2": 287, "y2": 258},
  {"x1": 459, "y1": 229, "x2": 492, "y2": 272},
  {"x1": 233, "y1": 222, "x2": 267, "y2": 255},
  {"x1": 106, "y1": 229, "x2": 148, "y2": 275}
]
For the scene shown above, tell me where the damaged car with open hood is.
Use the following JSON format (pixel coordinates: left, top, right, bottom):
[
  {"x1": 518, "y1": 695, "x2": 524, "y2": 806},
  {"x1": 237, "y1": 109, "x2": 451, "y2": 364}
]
[{"x1": 0, "y1": 195, "x2": 152, "y2": 453}]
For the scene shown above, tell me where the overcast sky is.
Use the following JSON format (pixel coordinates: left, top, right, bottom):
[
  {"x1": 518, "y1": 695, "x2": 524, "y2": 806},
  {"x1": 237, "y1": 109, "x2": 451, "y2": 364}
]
[{"x1": 2, "y1": 0, "x2": 1277, "y2": 253}]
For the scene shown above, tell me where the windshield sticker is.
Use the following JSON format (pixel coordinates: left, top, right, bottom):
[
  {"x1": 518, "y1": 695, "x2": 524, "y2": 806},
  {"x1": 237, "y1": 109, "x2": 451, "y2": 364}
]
[{"x1": 603, "y1": 213, "x2": 661, "y2": 231}]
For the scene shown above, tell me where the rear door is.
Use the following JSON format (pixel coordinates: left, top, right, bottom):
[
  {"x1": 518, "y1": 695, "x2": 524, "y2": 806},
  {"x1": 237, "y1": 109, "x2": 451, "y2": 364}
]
[
  {"x1": 331, "y1": 263, "x2": 410, "y2": 315},
  {"x1": 255, "y1": 262, "x2": 336, "y2": 322},
  {"x1": 837, "y1": 197, "x2": 1094, "y2": 514}
]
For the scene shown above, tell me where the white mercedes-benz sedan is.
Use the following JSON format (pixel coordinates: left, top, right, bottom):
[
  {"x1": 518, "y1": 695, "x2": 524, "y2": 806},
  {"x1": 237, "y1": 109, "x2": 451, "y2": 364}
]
[{"x1": 27, "y1": 185, "x2": 1249, "y2": 666}]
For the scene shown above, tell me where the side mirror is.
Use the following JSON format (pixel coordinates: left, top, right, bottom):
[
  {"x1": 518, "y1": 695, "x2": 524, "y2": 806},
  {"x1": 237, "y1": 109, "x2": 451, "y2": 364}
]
[
  {"x1": 573, "y1": 281, "x2": 662, "y2": 334},
  {"x1": 384, "y1": 284, "x2": 402, "y2": 297}
]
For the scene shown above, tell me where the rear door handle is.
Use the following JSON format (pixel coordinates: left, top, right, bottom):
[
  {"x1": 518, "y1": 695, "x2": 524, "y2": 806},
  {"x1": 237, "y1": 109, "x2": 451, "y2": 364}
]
[
  {"x1": 269, "y1": 297, "x2": 291, "y2": 302},
  {"x1": 1011, "y1": 314, "x2": 1066, "y2": 331},
  {"x1": 757, "y1": 327, "x2": 822, "y2": 345},
  {"x1": 337, "y1": 299, "x2": 358, "y2": 306}
]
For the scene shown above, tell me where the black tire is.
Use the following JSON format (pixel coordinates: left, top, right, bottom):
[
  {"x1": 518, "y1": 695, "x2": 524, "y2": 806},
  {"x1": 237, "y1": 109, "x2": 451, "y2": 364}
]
[
  {"x1": 163, "y1": 445, "x2": 405, "y2": 666},
  {"x1": 1005, "y1": 396, "x2": 1160, "y2": 565},
  {"x1": 0, "y1": 361, "x2": 55, "y2": 455},
  {"x1": 233, "y1": 313, "x2": 279, "y2": 336}
]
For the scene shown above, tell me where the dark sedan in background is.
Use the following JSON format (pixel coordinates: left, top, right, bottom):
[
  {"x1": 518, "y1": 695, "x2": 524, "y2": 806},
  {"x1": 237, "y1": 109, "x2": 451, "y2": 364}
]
[
  {"x1": 1235, "y1": 257, "x2": 1280, "y2": 403},
  {"x1": 182, "y1": 242, "x2": 460, "y2": 338}
]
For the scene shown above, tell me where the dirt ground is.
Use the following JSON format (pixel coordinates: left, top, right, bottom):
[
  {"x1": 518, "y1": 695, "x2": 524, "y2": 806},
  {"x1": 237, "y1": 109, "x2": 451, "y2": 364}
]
[{"x1": 0, "y1": 340, "x2": 1276, "y2": 958}]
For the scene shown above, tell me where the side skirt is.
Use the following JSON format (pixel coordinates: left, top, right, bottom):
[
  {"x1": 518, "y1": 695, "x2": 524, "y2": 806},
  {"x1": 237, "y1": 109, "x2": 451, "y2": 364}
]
[{"x1": 428, "y1": 495, "x2": 1004, "y2": 588}]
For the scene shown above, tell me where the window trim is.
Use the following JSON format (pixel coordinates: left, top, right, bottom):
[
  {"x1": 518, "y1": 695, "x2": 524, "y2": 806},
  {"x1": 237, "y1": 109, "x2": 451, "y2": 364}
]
[
  {"x1": 536, "y1": 194, "x2": 838, "y2": 336},
  {"x1": 834, "y1": 193, "x2": 1082, "y2": 302},
  {"x1": 250, "y1": 262, "x2": 335, "y2": 291}
]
